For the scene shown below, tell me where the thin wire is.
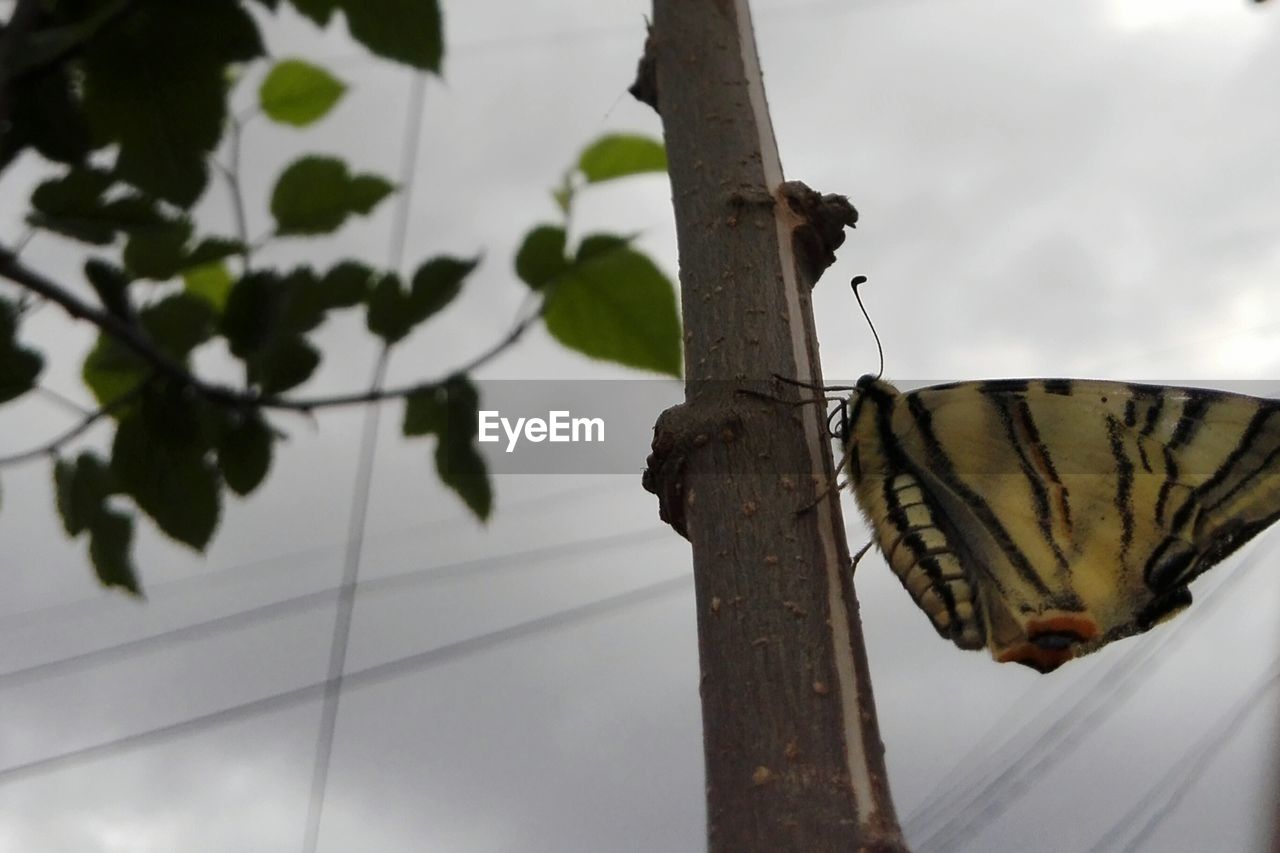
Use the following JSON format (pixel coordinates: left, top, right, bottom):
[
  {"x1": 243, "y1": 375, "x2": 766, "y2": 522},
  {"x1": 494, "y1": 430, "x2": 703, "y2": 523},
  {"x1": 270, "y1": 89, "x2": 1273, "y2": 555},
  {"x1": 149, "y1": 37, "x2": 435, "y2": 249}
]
[
  {"x1": 0, "y1": 574, "x2": 693, "y2": 787},
  {"x1": 299, "y1": 350, "x2": 387, "y2": 853},
  {"x1": 301, "y1": 67, "x2": 428, "y2": 853},
  {"x1": 1088, "y1": 659, "x2": 1280, "y2": 853},
  {"x1": 0, "y1": 526, "x2": 667, "y2": 690},
  {"x1": 0, "y1": 479, "x2": 626, "y2": 633},
  {"x1": 909, "y1": 536, "x2": 1273, "y2": 852}
]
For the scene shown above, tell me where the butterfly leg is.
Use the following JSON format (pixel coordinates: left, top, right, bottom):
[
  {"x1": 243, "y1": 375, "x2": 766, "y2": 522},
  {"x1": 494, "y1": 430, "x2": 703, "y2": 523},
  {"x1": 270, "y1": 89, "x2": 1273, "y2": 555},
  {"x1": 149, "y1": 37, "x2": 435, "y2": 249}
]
[{"x1": 795, "y1": 432, "x2": 857, "y2": 514}]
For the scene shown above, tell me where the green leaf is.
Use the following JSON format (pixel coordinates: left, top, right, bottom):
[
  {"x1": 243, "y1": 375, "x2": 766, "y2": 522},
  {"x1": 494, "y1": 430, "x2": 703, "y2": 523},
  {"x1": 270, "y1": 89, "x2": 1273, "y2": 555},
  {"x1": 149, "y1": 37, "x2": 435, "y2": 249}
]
[
  {"x1": 110, "y1": 392, "x2": 220, "y2": 550},
  {"x1": 289, "y1": 0, "x2": 339, "y2": 26},
  {"x1": 436, "y1": 438, "x2": 492, "y2": 520},
  {"x1": 221, "y1": 272, "x2": 282, "y2": 358},
  {"x1": 403, "y1": 377, "x2": 490, "y2": 518},
  {"x1": 89, "y1": 506, "x2": 141, "y2": 595},
  {"x1": 575, "y1": 233, "x2": 631, "y2": 262},
  {"x1": 0, "y1": 347, "x2": 43, "y2": 405},
  {"x1": 515, "y1": 226, "x2": 568, "y2": 290},
  {"x1": 79, "y1": 0, "x2": 265, "y2": 205},
  {"x1": 84, "y1": 260, "x2": 134, "y2": 320},
  {"x1": 122, "y1": 218, "x2": 194, "y2": 280},
  {"x1": 365, "y1": 273, "x2": 415, "y2": 344},
  {"x1": 28, "y1": 167, "x2": 117, "y2": 244},
  {"x1": 185, "y1": 237, "x2": 244, "y2": 268},
  {"x1": 184, "y1": 262, "x2": 235, "y2": 313},
  {"x1": 221, "y1": 271, "x2": 325, "y2": 392},
  {"x1": 259, "y1": 59, "x2": 346, "y2": 127},
  {"x1": 544, "y1": 240, "x2": 682, "y2": 376},
  {"x1": 346, "y1": 174, "x2": 395, "y2": 214},
  {"x1": 82, "y1": 335, "x2": 148, "y2": 408},
  {"x1": 139, "y1": 294, "x2": 215, "y2": 359},
  {"x1": 320, "y1": 261, "x2": 376, "y2": 307},
  {"x1": 54, "y1": 451, "x2": 112, "y2": 536},
  {"x1": 0, "y1": 298, "x2": 43, "y2": 404},
  {"x1": 271, "y1": 156, "x2": 395, "y2": 235},
  {"x1": 338, "y1": 0, "x2": 443, "y2": 72},
  {"x1": 577, "y1": 134, "x2": 667, "y2": 183},
  {"x1": 410, "y1": 256, "x2": 477, "y2": 321},
  {"x1": 278, "y1": 267, "x2": 327, "y2": 333},
  {"x1": 214, "y1": 411, "x2": 273, "y2": 495},
  {"x1": 403, "y1": 387, "x2": 446, "y2": 437},
  {"x1": 0, "y1": 59, "x2": 92, "y2": 172},
  {"x1": 250, "y1": 336, "x2": 321, "y2": 394}
]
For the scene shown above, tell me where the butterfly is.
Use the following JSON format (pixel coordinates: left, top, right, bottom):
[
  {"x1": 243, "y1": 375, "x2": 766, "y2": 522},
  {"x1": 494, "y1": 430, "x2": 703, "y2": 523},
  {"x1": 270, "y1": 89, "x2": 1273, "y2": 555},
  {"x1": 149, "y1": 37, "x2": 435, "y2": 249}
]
[{"x1": 842, "y1": 375, "x2": 1280, "y2": 672}]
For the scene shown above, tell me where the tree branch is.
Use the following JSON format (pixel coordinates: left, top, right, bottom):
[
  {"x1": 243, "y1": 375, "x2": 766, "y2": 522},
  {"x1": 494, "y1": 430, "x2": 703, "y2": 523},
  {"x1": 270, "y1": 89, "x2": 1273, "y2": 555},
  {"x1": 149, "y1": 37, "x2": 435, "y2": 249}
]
[{"x1": 0, "y1": 246, "x2": 539, "y2": 415}]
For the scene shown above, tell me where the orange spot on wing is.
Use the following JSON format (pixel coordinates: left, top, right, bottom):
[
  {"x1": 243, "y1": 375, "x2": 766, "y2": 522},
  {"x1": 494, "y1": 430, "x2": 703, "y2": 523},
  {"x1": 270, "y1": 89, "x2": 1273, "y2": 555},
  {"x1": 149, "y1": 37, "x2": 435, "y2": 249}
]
[
  {"x1": 1026, "y1": 614, "x2": 1100, "y2": 641},
  {"x1": 997, "y1": 645, "x2": 1075, "y2": 673}
]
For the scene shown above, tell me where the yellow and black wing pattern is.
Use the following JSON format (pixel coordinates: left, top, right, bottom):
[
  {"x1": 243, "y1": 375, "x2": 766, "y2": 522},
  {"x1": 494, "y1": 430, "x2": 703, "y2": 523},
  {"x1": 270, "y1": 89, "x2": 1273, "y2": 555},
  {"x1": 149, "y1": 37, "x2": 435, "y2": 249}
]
[{"x1": 845, "y1": 375, "x2": 1280, "y2": 672}]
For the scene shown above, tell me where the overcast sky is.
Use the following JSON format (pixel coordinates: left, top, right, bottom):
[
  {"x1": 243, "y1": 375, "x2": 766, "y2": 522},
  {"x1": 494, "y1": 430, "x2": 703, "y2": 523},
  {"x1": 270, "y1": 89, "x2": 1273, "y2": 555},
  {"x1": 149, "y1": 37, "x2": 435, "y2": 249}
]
[{"x1": 2, "y1": 1, "x2": 1280, "y2": 851}]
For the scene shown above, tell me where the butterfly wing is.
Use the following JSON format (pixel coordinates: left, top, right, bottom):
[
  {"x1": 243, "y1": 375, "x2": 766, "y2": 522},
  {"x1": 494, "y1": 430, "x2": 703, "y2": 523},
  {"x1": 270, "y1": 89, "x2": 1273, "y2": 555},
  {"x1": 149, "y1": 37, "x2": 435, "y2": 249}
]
[{"x1": 846, "y1": 377, "x2": 1280, "y2": 672}]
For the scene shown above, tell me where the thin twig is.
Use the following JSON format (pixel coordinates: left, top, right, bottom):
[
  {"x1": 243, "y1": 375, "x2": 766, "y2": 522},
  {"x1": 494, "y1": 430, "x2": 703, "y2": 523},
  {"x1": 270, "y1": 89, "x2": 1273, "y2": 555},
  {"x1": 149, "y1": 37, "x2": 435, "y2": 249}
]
[
  {"x1": 220, "y1": 116, "x2": 253, "y2": 272},
  {"x1": 34, "y1": 384, "x2": 92, "y2": 417},
  {"x1": 0, "y1": 386, "x2": 143, "y2": 467}
]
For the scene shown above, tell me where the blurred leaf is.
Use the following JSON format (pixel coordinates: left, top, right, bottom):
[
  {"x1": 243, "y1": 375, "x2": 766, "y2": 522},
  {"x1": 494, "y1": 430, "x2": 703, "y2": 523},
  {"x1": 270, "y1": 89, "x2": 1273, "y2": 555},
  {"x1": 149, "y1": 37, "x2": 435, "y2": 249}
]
[
  {"x1": 54, "y1": 451, "x2": 112, "y2": 536},
  {"x1": 122, "y1": 218, "x2": 193, "y2": 280},
  {"x1": 84, "y1": 260, "x2": 134, "y2": 320},
  {"x1": 221, "y1": 271, "x2": 324, "y2": 392},
  {"x1": 575, "y1": 233, "x2": 631, "y2": 262},
  {"x1": 346, "y1": 174, "x2": 395, "y2": 214},
  {"x1": 82, "y1": 335, "x2": 148, "y2": 407},
  {"x1": 0, "y1": 59, "x2": 92, "y2": 172},
  {"x1": 0, "y1": 347, "x2": 43, "y2": 405},
  {"x1": 185, "y1": 237, "x2": 244, "y2": 268},
  {"x1": 184, "y1": 262, "x2": 234, "y2": 313},
  {"x1": 278, "y1": 267, "x2": 327, "y2": 333},
  {"x1": 410, "y1": 256, "x2": 477, "y2": 320},
  {"x1": 110, "y1": 391, "x2": 220, "y2": 549},
  {"x1": 403, "y1": 386, "x2": 445, "y2": 437},
  {"x1": 320, "y1": 260, "x2": 375, "y2": 307},
  {"x1": 252, "y1": 337, "x2": 321, "y2": 395},
  {"x1": 365, "y1": 273, "x2": 414, "y2": 344},
  {"x1": 403, "y1": 377, "x2": 490, "y2": 518},
  {"x1": 139, "y1": 293, "x2": 215, "y2": 359},
  {"x1": 436, "y1": 438, "x2": 491, "y2": 520},
  {"x1": 28, "y1": 167, "x2": 117, "y2": 244},
  {"x1": 259, "y1": 59, "x2": 346, "y2": 127},
  {"x1": 214, "y1": 411, "x2": 273, "y2": 495},
  {"x1": 271, "y1": 156, "x2": 394, "y2": 236},
  {"x1": 577, "y1": 134, "x2": 667, "y2": 183},
  {"x1": 222, "y1": 272, "x2": 283, "y2": 357},
  {"x1": 338, "y1": 0, "x2": 443, "y2": 71},
  {"x1": 435, "y1": 378, "x2": 490, "y2": 519},
  {"x1": 0, "y1": 298, "x2": 43, "y2": 404},
  {"x1": 80, "y1": 0, "x2": 264, "y2": 205},
  {"x1": 515, "y1": 226, "x2": 568, "y2": 291},
  {"x1": 543, "y1": 239, "x2": 682, "y2": 376},
  {"x1": 89, "y1": 506, "x2": 141, "y2": 595},
  {"x1": 288, "y1": 0, "x2": 339, "y2": 25}
]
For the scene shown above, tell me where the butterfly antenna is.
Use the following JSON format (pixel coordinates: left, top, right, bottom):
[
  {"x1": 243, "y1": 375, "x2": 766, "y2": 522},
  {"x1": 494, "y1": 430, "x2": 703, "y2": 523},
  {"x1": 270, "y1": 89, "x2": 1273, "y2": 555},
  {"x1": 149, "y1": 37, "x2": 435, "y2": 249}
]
[{"x1": 850, "y1": 275, "x2": 884, "y2": 381}]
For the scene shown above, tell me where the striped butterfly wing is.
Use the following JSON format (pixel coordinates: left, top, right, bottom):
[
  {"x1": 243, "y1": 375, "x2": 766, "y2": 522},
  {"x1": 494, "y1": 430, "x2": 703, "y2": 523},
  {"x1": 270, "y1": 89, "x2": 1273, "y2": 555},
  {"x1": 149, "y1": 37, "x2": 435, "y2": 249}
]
[{"x1": 846, "y1": 376, "x2": 1280, "y2": 672}]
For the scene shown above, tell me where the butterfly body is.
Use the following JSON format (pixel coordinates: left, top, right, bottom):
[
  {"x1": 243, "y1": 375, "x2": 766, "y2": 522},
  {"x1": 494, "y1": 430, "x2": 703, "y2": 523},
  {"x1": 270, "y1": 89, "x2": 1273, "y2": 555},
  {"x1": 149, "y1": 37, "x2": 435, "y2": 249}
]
[{"x1": 844, "y1": 375, "x2": 1280, "y2": 672}]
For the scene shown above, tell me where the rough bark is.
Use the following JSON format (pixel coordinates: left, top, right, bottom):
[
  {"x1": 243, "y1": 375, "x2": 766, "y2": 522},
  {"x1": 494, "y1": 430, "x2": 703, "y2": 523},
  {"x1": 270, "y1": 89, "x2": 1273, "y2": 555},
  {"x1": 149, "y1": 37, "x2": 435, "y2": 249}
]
[{"x1": 641, "y1": 1, "x2": 907, "y2": 850}]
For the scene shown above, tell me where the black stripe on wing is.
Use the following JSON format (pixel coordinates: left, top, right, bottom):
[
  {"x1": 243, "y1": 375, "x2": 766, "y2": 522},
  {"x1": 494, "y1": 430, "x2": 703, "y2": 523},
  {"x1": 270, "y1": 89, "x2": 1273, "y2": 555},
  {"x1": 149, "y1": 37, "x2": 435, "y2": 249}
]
[
  {"x1": 903, "y1": 392, "x2": 1054, "y2": 597},
  {"x1": 1105, "y1": 415, "x2": 1136, "y2": 562},
  {"x1": 989, "y1": 393, "x2": 1070, "y2": 571}
]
